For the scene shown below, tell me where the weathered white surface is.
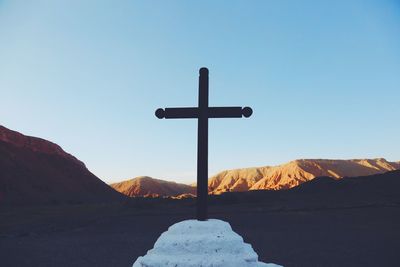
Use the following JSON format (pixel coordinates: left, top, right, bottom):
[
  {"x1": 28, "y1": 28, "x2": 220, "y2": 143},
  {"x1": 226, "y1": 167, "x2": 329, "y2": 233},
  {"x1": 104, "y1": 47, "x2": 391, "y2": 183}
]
[{"x1": 133, "y1": 219, "x2": 282, "y2": 267}]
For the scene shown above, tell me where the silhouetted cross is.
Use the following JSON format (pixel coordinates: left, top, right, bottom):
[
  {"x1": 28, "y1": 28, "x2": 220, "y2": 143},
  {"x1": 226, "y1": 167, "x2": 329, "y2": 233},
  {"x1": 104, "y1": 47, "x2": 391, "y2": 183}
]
[{"x1": 155, "y1": 68, "x2": 252, "y2": 221}]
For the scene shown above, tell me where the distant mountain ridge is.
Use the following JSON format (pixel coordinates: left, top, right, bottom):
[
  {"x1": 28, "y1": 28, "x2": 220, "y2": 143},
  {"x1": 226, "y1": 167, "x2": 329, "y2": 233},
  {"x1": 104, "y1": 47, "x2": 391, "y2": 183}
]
[
  {"x1": 0, "y1": 125, "x2": 124, "y2": 205},
  {"x1": 3, "y1": 126, "x2": 398, "y2": 202},
  {"x1": 208, "y1": 158, "x2": 400, "y2": 194},
  {"x1": 112, "y1": 158, "x2": 400, "y2": 198},
  {"x1": 211, "y1": 170, "x2": 400, "y2": 210},
  {"x1": 110, "y1": 176, "x2": 196, "y2": 197}
]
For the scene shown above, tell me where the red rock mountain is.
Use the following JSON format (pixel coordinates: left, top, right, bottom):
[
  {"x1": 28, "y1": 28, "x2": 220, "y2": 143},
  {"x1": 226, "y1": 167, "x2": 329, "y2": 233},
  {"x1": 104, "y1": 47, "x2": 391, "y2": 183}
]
[
  {"x1": 0, "y1": 125, "x2": 124, "y2": 205},
  {"x1": 111, "y1": 158, "x2": 400, "y2": 198},
  {"x1": 208, "y1": 158, "x2": 400, "y2": 194},
  {"x1": 110, "y1": 176, "x2": 196, "y2": 197}
]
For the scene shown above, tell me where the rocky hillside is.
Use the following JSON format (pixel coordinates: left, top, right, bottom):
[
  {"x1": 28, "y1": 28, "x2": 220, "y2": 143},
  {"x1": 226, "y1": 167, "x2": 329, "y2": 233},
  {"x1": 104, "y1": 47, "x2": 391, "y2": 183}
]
[
  {"x1": 110, "y1": 176, "x2": 196, "y2": 197},
  {"x1": 208, "y1": 158, "x2": 400, "y2": 194},
  {"x1": 0, "y1": 125, "x2": 124, "y2": 205},
  {"x1": 112, "y1": 158, "x2": 399, "y2": 198}
]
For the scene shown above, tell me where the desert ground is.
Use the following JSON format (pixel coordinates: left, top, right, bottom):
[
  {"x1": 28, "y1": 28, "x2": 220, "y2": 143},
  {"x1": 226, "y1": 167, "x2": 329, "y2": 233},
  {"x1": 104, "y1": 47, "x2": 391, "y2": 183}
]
[{"x1": 1, "y1": 177, "x2": 400, "y2": 267}]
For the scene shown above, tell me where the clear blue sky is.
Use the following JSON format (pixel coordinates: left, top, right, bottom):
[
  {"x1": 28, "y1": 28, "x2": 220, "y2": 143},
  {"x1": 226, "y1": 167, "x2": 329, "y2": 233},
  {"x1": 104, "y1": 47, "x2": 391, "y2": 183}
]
[{"x1": 1, "y1": 0, "x2": 399, "y2": 184}]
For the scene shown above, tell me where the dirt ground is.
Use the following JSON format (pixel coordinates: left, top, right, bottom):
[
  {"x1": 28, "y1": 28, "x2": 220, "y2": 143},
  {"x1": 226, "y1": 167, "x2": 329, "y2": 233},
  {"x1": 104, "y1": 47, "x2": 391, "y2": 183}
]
[{"x1": 1, "y1": 195, "x2": 399, "y2": 267}]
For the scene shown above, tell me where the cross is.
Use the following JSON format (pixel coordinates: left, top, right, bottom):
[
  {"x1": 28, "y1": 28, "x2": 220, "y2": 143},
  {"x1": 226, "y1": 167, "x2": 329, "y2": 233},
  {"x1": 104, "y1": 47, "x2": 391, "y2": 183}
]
[{"x1": 155, "y1": 67, "x2": 252, "y2": 221}]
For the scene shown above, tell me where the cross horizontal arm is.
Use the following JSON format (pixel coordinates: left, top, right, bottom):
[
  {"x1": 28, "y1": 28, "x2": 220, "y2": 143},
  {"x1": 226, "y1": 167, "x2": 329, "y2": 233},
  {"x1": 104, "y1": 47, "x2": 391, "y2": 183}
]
[
  {"x1": 155, "y1": 107, "x2": 198, "y2": 119},
  {"x1": 155, "y1": 106, "x2": 253, "y2": 119},
  {"x1": 208, "y1": 106, "x2": 253, "y2": 118}
]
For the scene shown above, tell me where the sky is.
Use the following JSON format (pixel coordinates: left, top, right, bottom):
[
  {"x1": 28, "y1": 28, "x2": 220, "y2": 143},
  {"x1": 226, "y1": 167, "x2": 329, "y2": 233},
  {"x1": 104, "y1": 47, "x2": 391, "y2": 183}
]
[{"x1": 0, "y1": 0, "x2": 399, "y2": 184}]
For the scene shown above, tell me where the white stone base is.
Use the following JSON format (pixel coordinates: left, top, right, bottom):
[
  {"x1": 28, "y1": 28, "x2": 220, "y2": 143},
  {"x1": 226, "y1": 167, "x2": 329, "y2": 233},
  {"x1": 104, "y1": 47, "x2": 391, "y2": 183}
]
[{"x1": 132, "y1": 219, "x2": 282, "y2": 267}]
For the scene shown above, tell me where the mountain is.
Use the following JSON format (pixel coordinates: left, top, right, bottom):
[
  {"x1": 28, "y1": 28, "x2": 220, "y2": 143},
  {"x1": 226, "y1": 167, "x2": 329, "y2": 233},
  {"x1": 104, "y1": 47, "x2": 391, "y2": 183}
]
[
  {"x1": 208, "y1": 158, "x2": 400, "y2": 194},
  {"x1": 210, "y1": 169, "x2": 400, "y2": 209},
  {"x1": 0, "y1": 125, "x2": 124, "y2": 205},
  {"x1": 111, "y1": 158, "x2": 399, "y2": 198},
  {"x1": 110, "y1": 176, "x2": 196, "y2": 197}
]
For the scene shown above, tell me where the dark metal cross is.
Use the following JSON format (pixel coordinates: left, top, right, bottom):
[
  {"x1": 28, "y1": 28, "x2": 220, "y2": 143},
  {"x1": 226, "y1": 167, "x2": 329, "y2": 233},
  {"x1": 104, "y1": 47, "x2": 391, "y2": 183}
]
[{"x1": 155, "y1": 67, "x2": 252, "y2": 221}]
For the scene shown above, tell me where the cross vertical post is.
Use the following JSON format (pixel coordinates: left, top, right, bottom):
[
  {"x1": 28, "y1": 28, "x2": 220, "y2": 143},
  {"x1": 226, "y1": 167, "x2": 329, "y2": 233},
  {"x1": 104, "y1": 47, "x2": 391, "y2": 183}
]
[
  {"x1": 197, "y1": 68, "x2": 209, "y2": 221},
  {"x1": 155, "y1": 67, "x2": 252, "y2": 221}
]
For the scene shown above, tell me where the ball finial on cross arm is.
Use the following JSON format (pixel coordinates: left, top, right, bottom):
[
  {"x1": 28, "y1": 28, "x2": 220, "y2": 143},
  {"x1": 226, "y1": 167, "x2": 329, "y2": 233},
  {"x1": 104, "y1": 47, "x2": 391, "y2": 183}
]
[
  {"x1": 155, "y1": 108, "x2": 165, "y2": 119},
  {"x1": 242, "y1": 107, "x2": 253, "y2": 118}
]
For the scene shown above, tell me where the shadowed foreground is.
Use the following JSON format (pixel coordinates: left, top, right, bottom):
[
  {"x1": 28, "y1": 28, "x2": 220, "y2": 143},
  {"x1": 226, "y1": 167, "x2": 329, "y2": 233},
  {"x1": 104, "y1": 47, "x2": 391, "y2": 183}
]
[{"x1": 1, "y1": 171, "x2": 400, "y2": 267}]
